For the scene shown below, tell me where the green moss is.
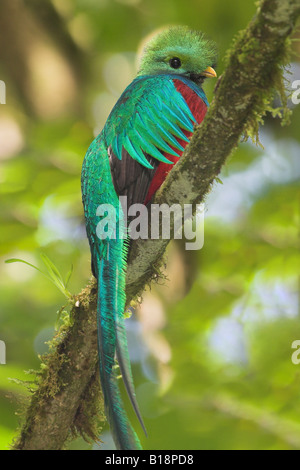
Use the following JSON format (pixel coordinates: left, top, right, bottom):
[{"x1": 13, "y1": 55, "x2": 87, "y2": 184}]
[
  {"x1": 70, "y1": 371, "x2": 105, "y2": 444},
  {"x1": 237, "y1": 37, "x2": 261, "y2": 64},
  {"x1": 224, "y1": 25, "x2": 293, "y2": 145}
]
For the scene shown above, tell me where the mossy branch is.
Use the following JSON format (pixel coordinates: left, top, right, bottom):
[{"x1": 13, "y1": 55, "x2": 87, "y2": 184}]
[{"x1": 12, "y1": 0, "x2": 300, "y2": 450}]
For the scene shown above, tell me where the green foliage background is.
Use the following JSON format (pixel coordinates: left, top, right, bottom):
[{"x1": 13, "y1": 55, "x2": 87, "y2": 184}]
[{"x1": 0, "y1": 0, "x2": 299, "y2": 450}]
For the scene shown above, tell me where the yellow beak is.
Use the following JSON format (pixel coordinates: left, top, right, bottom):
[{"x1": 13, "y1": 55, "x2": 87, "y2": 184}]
[{"x1": 201, "y1": 66, "x2": 217, "y2": 78}]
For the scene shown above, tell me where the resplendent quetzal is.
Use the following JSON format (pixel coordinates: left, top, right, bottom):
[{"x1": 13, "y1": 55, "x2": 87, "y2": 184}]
[{"x1": 81, "y1": 26, "x2": 217, "y2": 450}]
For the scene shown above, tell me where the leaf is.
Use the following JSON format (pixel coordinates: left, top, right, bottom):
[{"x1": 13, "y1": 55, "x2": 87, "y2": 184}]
[
  {"x1": 5, "y1": 255, "x2": 72, "y2": 299},
  {"x1": 65, "y1": 264, "x2": 73, "y2": 288},
  {"x1": 40, "y1": 253, "x2": 65, "y2": 285},
  {"x1": 5, "y1": 258, "x2": 45, "y2": 276},
  {"x1": 40, "y1": 254, "x2": 72, "y2": 299}
]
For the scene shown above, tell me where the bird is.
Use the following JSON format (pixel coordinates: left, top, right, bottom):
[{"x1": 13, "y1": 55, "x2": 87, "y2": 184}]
[{"x1": 81, "y1": 25, "x2": 217, "y2": 451}]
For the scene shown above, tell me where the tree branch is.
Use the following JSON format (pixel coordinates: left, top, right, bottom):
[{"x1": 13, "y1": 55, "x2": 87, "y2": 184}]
[{"x1": 12, "y1": 0, "x2": 300, "y2": 450}]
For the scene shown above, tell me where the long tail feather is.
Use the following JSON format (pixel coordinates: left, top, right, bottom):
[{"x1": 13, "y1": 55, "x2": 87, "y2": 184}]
[
  {"x1": 116, "y1": 323, "x2": 148, "y2": 437},
  {"x1": 96, "y1": 241, "x2": 145, "y2": 450}
]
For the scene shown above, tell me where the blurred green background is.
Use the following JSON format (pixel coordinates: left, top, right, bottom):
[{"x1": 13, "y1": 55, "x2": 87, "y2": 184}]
[{"x1": 0, "y1": 0, "x2": 299, "y2": 450}]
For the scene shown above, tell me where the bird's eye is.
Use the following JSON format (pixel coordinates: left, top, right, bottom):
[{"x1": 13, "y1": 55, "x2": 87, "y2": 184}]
[{"x1": 169, "y1": 57, "x2": 182, "y2": 69}]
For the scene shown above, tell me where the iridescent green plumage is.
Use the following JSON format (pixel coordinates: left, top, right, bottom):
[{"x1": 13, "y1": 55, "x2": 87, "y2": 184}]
[
  {"x1": 138, "y1": 26, "x2": 217, "y2": 77},
  {"x1": 81, "y1": 26, "x2": 217, "y2": 450},
  {"x1": 104, "y1": 75, "x2": 199, "y2": 168}
]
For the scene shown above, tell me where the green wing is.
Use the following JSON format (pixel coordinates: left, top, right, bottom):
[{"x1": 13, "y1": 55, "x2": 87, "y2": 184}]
[{"x1": 103, "y1": 74, "x2": 196, "y2": 169}]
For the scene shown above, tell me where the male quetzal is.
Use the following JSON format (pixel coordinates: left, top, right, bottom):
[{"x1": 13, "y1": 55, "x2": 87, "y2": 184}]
[{"x1": 81, "y1": 26, "x2": 217, "y2": 450}]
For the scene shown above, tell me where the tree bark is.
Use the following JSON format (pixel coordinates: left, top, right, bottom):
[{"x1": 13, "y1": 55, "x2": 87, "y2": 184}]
[{"x1": 12, "y1": 0, "x2": 300, "y2": 450}]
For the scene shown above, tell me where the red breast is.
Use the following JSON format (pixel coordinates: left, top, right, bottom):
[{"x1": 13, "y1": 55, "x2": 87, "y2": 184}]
[{"x1": 144, "y1": 79, "x2": 207, "y2": 205}]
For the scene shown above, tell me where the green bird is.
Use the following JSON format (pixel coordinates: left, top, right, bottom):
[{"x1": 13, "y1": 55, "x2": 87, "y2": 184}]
[{"x1": 81, "y1": 26, "x2": 217, "y2": 450}]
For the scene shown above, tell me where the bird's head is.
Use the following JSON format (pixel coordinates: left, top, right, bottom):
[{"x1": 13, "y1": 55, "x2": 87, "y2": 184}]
[{"x1": 137, "y1": 26, "x2": 217, "y2": 85}]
